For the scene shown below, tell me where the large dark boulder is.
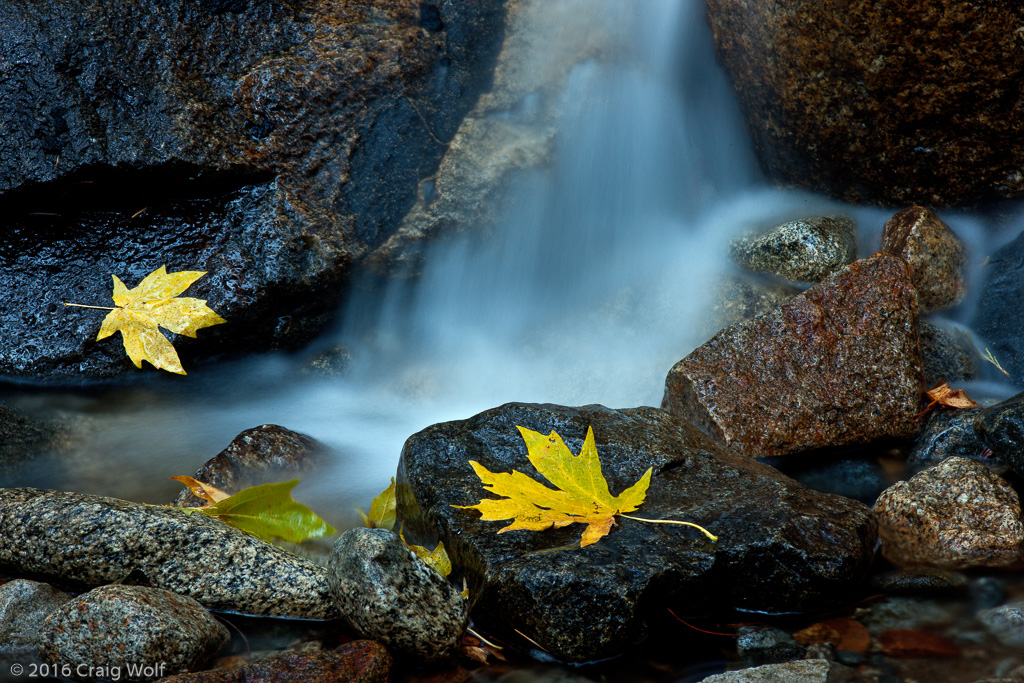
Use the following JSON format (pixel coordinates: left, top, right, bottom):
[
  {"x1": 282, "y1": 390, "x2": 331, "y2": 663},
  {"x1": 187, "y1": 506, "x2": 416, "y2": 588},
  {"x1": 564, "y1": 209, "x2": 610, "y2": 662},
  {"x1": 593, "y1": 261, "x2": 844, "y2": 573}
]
[
  {"x1": 974, "y1": 230, "x2": 1024, "y2": 387},
  {"x1": 0, "y1": 0, "x2": 505, "y2": 381},
  {"x1": 705, "y1": 0, "x2": 1024, "y2": 206},
  {"x1": 397, "y1": 402, "x2": 877, "y2": 663}
]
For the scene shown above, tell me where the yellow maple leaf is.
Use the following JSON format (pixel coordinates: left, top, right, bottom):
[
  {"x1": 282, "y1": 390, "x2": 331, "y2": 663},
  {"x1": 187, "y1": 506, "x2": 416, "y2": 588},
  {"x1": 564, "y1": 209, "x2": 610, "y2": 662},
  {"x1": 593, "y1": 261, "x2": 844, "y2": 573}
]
[
  {"x1": 94, "y1": 265, "x2": 226, "y2": 375},
  {"x1": 357, "y1": 477, "x2": 397, "y2": 530},
  {"x1": 455, "y1": 425, "x2": 654, "y2": 547}
]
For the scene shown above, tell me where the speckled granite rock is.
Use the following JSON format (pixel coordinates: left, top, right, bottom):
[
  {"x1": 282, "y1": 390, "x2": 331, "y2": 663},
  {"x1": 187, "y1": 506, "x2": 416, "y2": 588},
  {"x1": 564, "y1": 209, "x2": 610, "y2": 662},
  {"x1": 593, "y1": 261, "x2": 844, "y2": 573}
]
[
  {"x1": 664, "y1": 252, "x2": 924, "y2": 457},
  {"x1": 40, "y1": 585, "x2": 229, "y2": 681},
  {"x1": 874, "y1": 458, "x2": 1024, "y2": 569},
  {"x1": 868, "y1": 568, "x2": 969, "y2": 597},
  {"x1": 736, "y1": 626, "x2": 805, "y2": 665},
  {"x1": 729, "y1": 215, "x2": 856, "y2": 283},
  {"x1": 328, "y1": 528, "x2": 467, "y2": 662},
  {"x1": 881, "y1": 207, "x2": 966, "y2": 312},
  {"x1": 705, "y1": 0, "x2": 1024, "y2": 206},
  {"x1": 0, "y1": 579, "x2": 72, "y2": 659},
  {"x1": 398, "y1": 402, "x2": 876, "y2": 663},
  {"x1": 170, "y1": 425, "x2": 326, "y2": 507},
  {"x1": 978, "y1": 601, "x2": 1024, "y2": 648},
  {"x1": 156, "y1": 640, "x2": 392, "y2": 683},
  {"x1": 700, "y1": 273, "x2": 801, "y2": 337},
  {"x1": 918, "y1": 320, "x2": 977, "y2": 386},
  {"x1": 701, "y1": 659, "x2": 853, "y2": 683},
  {"x1": 0, "y1": 488, "x2": 337, "y2": 618}
]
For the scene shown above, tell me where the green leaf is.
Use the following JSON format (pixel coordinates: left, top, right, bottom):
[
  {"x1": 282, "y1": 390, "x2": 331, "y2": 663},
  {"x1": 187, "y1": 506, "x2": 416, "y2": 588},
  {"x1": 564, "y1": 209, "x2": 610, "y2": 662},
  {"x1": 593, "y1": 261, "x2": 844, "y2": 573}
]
[
  {"x1": 357, "y1": 477, "x2": 397, "y2": 530},
  {"x1": 186, "y1": 479, "x2": 336, "y2": 543}
]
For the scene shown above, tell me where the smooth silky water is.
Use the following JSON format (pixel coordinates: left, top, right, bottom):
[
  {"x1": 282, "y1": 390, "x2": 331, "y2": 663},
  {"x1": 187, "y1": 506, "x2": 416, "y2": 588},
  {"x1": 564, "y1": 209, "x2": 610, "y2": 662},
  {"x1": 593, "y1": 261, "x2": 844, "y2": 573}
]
[{"x1": 3, "y1": 1, "x2": 1023, "y2": 677}]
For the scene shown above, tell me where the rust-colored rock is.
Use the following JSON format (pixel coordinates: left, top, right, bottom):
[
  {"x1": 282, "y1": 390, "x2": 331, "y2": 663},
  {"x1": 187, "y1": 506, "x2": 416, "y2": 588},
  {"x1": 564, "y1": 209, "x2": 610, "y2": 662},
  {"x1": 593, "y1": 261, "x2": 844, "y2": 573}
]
[
  {"x1": 881, "y1": 207, "x2": 966, "y2": 311},
  {"x1": 705, "y1": 0, "x2": 1024, "y2": 206},
  {"x1": 878, "y1": 629, "x2": 961, "y2": 659},
  {"x1": 874, "y1": 457, "x2": 1024, "y2": 569},
  {"x1": 663, "y1": 252, "x2": 923, "y2": 457},
  {"x1": 158, "y1": 640, "x2": 392, "y2": 683},
  {"x1": 792, "y1": 617, "x2": 871, "y2": 655},
  {"x1": 170, "y1": 425, "x2": 326, "y2": 507}
]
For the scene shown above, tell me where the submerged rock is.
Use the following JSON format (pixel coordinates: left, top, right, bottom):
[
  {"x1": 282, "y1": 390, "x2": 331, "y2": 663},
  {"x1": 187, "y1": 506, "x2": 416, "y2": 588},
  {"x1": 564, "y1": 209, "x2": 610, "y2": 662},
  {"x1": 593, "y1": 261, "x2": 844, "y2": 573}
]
[
  {"x1": 664, "y1": 252, "x2": 923, "y2": 457},
  {"x1": 328, "y1": 528, "x2": 467, "y2": 662},
  {"x1": 978, "y1": 601, "x2": 1024, "y2": 648},
  {"x1": 705, "y1": 0, "x2": 1024, "y2": 206},
  {"x1": 397, "y1": 402, "x2": 876, "y2": 662},
  {"x1": 0, "y1": 0, "x2": 506, "y2": 381},
  {"x1": 700, "y1": 273, "x2": 801, "y2": 336},
  {"x1": 729, "y1": 215, "x2": 856, "y2": 284},
  {"x1": 874, "y1": 457, "x2": 1024, "y2": 569},
  {"x1": 157, "y1": 640, "x2": 392, "y2": 683},
  {"x1": 918, "y1": 320, "x2": 977, "y2": 386},
  {"x1": 39, "y1": 585, "x2": 229, "y2": 681},
  {"x1": 0, "y1": 488, "x2": 337, "y2": 619},
  {"x1": 169, "y1": 424, "x2": 327, "y2": 507},
  {"x1": 881, "y1": 207, "x2": 966, "y2": 312}
]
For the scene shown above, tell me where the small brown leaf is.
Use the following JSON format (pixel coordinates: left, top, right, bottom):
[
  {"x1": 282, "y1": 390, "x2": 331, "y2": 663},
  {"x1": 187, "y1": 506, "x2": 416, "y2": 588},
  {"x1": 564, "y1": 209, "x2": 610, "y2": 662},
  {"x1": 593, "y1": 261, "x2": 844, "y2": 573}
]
[
  {"x1": 793, "y1": 617, "x2": 870, "y2": 654},
  {"x1": 169, "y1": 475, "x2": 231, "y2": 506},
  {"x1": 879, "y1": 629, "x2": 960, "y2": 659},
  {"x1": 916, "y1": 381, "x2": 980, "y2": 419}
]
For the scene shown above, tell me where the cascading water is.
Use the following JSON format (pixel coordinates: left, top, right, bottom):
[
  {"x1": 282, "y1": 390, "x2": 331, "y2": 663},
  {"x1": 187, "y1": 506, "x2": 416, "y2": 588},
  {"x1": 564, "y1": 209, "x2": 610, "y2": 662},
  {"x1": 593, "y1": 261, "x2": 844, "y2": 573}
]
[{"x1": 3, "y1": 0, "x2": 1013, "y2": 528}]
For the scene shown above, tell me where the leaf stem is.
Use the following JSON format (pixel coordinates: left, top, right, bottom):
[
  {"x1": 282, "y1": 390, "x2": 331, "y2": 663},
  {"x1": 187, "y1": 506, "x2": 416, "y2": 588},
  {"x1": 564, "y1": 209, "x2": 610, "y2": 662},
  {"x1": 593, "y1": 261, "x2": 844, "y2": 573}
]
[
  {"x1": 467, "y1": 627, "x2": 504, "y2": 650},
  {"x1": 63, "y1": 302, "x2": 116, "y2": 310},
  {"x1": 619, "y1": 514, "x2": 718, "y2": 542}
]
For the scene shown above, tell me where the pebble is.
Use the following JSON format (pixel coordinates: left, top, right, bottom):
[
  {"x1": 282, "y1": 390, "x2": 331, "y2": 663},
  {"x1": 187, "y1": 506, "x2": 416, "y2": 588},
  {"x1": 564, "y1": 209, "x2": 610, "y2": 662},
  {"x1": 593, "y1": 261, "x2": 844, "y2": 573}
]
[
  {"x1": 700, "y1": 659, "x2": 853, "y2": 682},
  {"x1": 880, "y1": 206, "x2": 966, "y2": 312},
  {"x1": 977, "y1": 601, "x2": 1024, "y2": 647},
  {"x1": 874, "y1": 457, "x2": 1024, "y2": 569}
]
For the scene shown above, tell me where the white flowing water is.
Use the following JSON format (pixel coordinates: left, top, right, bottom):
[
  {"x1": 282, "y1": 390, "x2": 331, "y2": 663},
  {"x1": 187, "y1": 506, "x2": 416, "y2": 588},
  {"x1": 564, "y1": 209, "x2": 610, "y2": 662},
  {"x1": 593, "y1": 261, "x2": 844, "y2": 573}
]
[{"x1": 5, "y1": 1, "x2": 1013, "y2": 526}]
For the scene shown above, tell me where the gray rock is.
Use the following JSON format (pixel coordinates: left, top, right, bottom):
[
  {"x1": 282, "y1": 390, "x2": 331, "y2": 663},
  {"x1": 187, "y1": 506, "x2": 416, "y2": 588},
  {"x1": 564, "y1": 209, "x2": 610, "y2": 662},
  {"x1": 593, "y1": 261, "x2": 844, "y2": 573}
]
[
  {"x1": 0, "y1": 579, "x2": 72, "y2": 662},
  {"x1": 867, "y1": 568, "x2": 968, "y2": 597},
  {"x1": 700, "y1": 273, "x2": 801, "y2": 337},
  {"x1": 169, "y1": 425, "x2": 327, "y2": 507},
  {"x1": 664, "y1": 252, "x2": 924, "y2": 457},
  {"x1": 701, "y1": 659, "x2": 856, "y2": 683},
  {"x1": 0, "y1": 488, "x2": 337, "y2": 618},
  {"x1": 737, "y1": 626, "x2": 806, "y2": 664},
  {"x1": 978, "y1": 601, "x2": 1024, "y2": 647},
  {"x1": 881, "y1": 207, "x2": 967, "y2": 312},
  {"x1": 874, "y1": 457, "x2": 1024, "y2": 569},
  {"x1": 857, "y1": 595, "x2": 954, "y2": 636},
  {"x1": 0, "y1": 0, "x2": 506, "y2": 381},
  {"x1": 39, "y1": 585, "x2": 229, "y2": 681},
  {"x1": 327, "y1": 528, "x2": 467, "y2": 662},
  {"x1": 919, "y1": 320, "x2": 978, "y2": 386},
  {"x1": 729, "y1": 215, "x2": 857, "y2": 283},
  {"x1": 397, "y1": 402, "x2": 876, "y2": 662}
]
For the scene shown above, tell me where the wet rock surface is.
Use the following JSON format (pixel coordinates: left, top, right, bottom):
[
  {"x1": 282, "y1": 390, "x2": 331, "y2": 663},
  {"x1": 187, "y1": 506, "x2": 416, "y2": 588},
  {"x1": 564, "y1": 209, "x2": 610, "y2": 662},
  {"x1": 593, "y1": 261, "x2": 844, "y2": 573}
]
[
  {"x1": 874, "y1": 458, "x2": 1024, "y2": 569},
  {"x1": 157, "y1": 640, "x2": 392, "y2": 683},
  {"x1": 0, "y1": 488, "x2": 337, "y2": 618},
  {"x1": 974, "y1": 229, "x2": 1024, "y2": 387},
  {"x1": 0, "y1": 579, "x2": 72, "y2": 661},
  {"x1": 729, "y1": 215, "x2": 856, "y2": 284},
  {"x1": 975, "y1": 392, "x2": 1024, "y2": 477},
  {"x1": 705, "y1": 1, "x2": 1024, "y2": 206},
  {"x1": 0, "y1": 0, "x2": 506, "y2": 381},
  {"x1": 39, "y1": 585, "x2": 229, "y2": 681},
  {"x1": 170, "y1": 424, "x2": 326, "y2": 507},
  {"x1": 664, "y1": 252, "x2": 924, "y2": 457},
  {"x1": 701, "y1": 274, "x2": 801, "y2": 337},
  {"x1": 918, "y1": 320, "x2": 977, "y2": 386},
  {"x1": 397, "y1": 402, "x2": 876, "y2": 663},
  {"x1": 907, "y1": 408, "x2": 992, "y2": 473},
  {"x1": 702, "y1": 659, "x2": 854, "y2": 683},
  {"x1": 881, "y1": 207, "x2": 966, "y2": 312},
  {"x1": 0, "y1": 402, "x2": 63, "y2": 474},
  {"x1": 328, "y1": 528, "x2": 467, "y2": 662}
]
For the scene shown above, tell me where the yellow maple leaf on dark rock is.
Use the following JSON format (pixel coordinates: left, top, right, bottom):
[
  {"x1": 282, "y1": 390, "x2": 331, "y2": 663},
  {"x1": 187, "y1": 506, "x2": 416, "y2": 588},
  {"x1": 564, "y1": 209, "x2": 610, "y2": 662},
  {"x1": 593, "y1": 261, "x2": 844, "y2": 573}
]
[{"x1": 96, "y1": 265, "x2": 225, "y2": 374}]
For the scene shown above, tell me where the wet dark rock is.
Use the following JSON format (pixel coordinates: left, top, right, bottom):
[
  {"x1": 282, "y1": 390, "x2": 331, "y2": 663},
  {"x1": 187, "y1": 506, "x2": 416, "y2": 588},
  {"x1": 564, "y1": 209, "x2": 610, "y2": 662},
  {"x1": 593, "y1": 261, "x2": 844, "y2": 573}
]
[
  {"x1": 397, "y1": 402, "x2": 877, "y2": 663},
  {"x1": 729, "y1": 215, "x2": 856, "y2": 284},
  {"x1": 0, "y1": 0, "x2": 506, "y2": 382},
  {"x1": 858, "y1": 596, "x2": 954, "y2": 636},
  {"x1": 39, "y1": 585, "x2": 230, "y2": 681},
  {"x1": 664, "y1": 252, "x2": 924, "y2": 457},
  {"x1": 974, "y1": 230, "x2": 1024, "y2": 387},
  {"x1": 868, "y1": 568, "x2": 969, "y2": 597},
  {"x1": 978, "y1": 601, "x2": 1024, "y2": 647},
  {"x1": 157, "y1": 640, "x2": 392, "y2": 683},
  {"x1": 874, "y1": 458, "x2": 1024, "y2": 569},
  {"x1": 881, "y1": 208, "x2": 967, "y2": 312},
  {"x1": 970, "y1": 577, "x2": 1007, "y2": 613},
  {"x1": 0, "y1": 488, "x2": 337, "y2": 618},
  {"x1": 737, "y1": 627, "x2": 806, "y2": 665},
  {"x1": 906, "y1": 409, "x2": 993, "y2": 473},
  {"x1": 705, "y1": 1, "x2": 1024, "y2": 206},
  {"x1": 0, "y1": 579, "x2": 72, "y2": 662},
  {"x1": 774, "y1": 455, "x2": 891, "y2": 505},
  {"x1": 700, "y1": 273, "x2": 801, "y2": 337},
  {"x1": 701, "y1": 660, "x2": 856, "y2": 683},
  {"x1": 299, "y1": 345, "x2": 354, "y2": 377},
  {"x1": 0, "y1": 402, "x2": 61, "y2": 474},
  {"x1": 918, "y1": 320, "x2": 977, "y2": 386},
  {"x1": 327, "y1": 528, "x2": 467, "y2": 662},
  {"x1": 169, "y1": 425, "x2": 326, "y2": 507},
  {"x1": 975, "y1": 392, "x2": 1024, "y2": 477}
]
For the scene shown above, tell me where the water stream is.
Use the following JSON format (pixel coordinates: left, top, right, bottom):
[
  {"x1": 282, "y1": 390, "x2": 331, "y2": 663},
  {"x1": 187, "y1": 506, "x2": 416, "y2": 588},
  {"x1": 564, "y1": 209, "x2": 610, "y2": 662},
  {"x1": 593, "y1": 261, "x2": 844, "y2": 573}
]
[{"x1": 3, "y1": 0, "x2": 1018, "y2": 541}]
